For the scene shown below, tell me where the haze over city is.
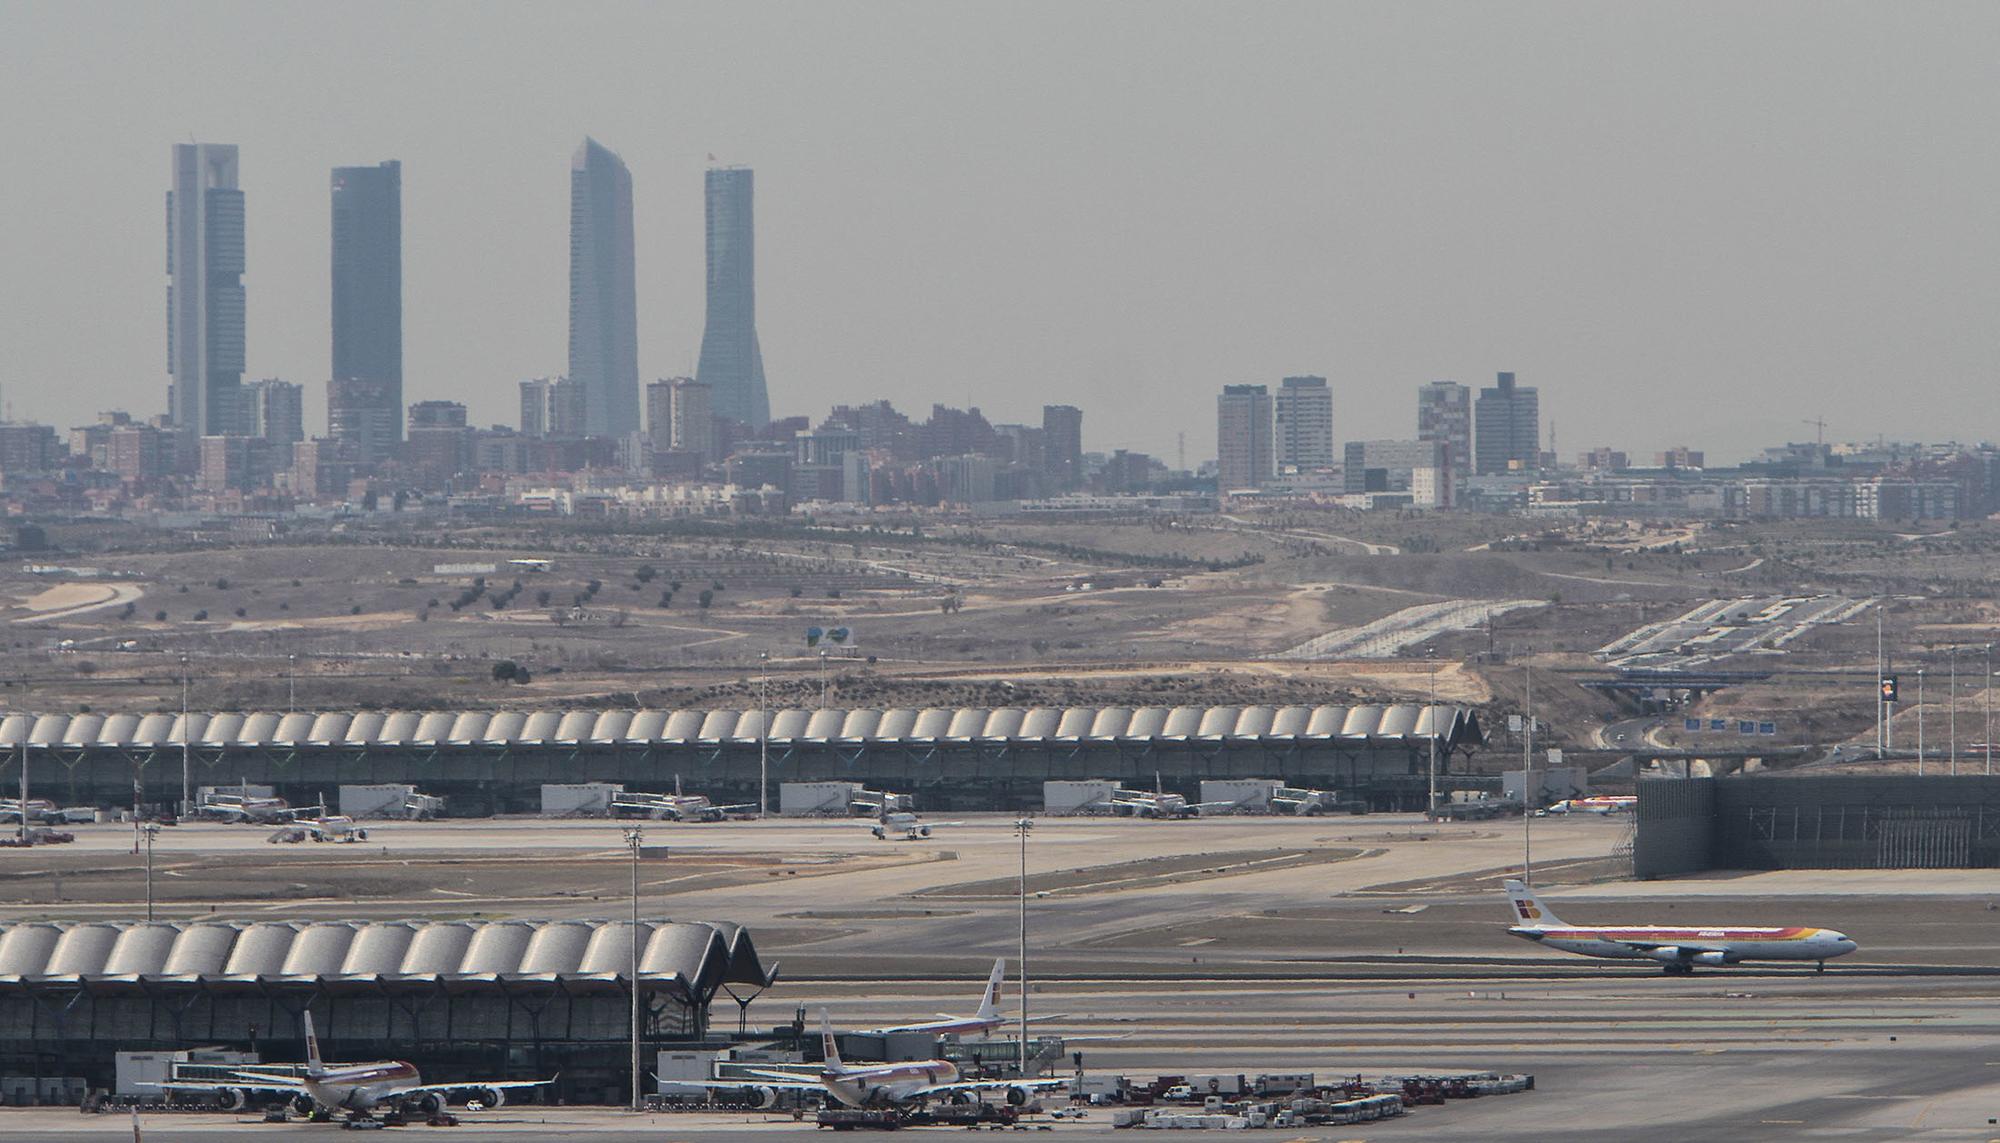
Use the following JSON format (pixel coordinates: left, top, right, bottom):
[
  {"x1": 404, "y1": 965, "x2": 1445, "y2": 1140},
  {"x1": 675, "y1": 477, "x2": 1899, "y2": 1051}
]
[{"x1": 5, "y1": 1, "x2": 1999, "y2": 464}]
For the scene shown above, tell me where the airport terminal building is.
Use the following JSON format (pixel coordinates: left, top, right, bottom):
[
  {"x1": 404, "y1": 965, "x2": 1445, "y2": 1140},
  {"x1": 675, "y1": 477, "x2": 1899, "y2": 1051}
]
[
  {"x1": 0, "y1": 703, "x2": 1486, "y2": 814},
  {"x1": 0, "y1": 917, "x2": 774, "y2": 1104}
]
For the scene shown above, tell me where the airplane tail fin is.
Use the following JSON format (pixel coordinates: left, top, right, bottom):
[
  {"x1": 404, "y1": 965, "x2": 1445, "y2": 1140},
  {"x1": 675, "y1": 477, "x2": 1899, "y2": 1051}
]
[
  {"x1": 302, "y1": 1011, "x2": 325, "y2": 1077},
  {"x1": 976, "y1": 957, "x2": 1005, "y2": 1020},
  {"x1": 819, "y1": 1009, "x2": 843, "y2": 1072},
  {"x1": 1504, "y1": 879, "x2": 1563, "y2": 928}
]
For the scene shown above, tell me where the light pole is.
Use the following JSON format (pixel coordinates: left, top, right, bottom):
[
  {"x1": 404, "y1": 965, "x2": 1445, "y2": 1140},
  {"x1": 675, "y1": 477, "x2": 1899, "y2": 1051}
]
[
  {"x1": 818, "y1": 650, "x2": 829, "y2": 710},
  {"x1": 1950, "y1": 647, "x2": 1959, "y2": 775},
  {"x1": 1917, "y1": 666, "x2": 1926, "y2": 776},
  {"x1": 758, "y1": 652, "x2": 769, "y2": 819},
  {"x1": 1425, "y1": 649, "x2": 1438, "y2": 818},
  {"x1": 1876, "y1": 605, "x2": 1886, "y2": 757},
  {"x1": 623, "y1": 825, "x2": 644, "y2": 1111},
  {"x1": 1986, "y1": 644, "x2": 1994, "y2": 776},
  {"x1": 141, "y1": 822, "x2": 160, "y2": 921},
  {"x1": 179, "y1": 654, "x2": 191, "y2": 818},
  {"x1": 288, "y1": 654, "x2": 296, "y2": 714},
  {"x1": 1014, "y1": 817, "x2": 1033, "y2": 1079},
  {"x1": 1523, "y1": 667, "x2": 1534, "y2": 885}
]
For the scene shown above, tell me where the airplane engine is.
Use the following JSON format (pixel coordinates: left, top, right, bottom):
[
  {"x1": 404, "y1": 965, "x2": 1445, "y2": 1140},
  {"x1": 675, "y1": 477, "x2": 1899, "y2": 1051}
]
[
  {"x1": 217, "y1": 1087, "x2": 248, "y2": 1112},
  {"x1": 949, "y1": 1091, "x2": 976, "y2": 1105},
  {"x1": 747, "y1": 1085, "x2": 780, "y2": 1110},
  {"x1": 916, "y1": 825, "x2": 931, "y2": 838},
  {"x1": 473, "y1": 1087, "x2": 507, "y2": 1109},
  {"x1": 1690, "y1": 951, "x2": 1736, "y2": 966},
  {"x1": 1639, "y1": 946, "x2": 1684, "y2": 962},
  {"x1": 290, "y1": 1093, "x2": 316, "y2": 1116},
  {"x1": 1005, "y1": 1086, "x2": 1030, "y2": 1106},
  {"x1": 415, "y1": 1092, "x2": 445, "y2": 1116}
]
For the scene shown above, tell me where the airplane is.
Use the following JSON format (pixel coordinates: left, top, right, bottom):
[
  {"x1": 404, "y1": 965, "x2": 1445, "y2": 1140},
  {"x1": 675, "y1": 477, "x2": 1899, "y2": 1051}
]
[
  {"x1": 149, "y1": 1011, "x2": 549, "y2": 1119},
  {"x1": 1503, "y1": 879, "x2": 1857, "y2": 974},
  {"x1": 1540, "y1": 796, "x2": 1638, "y2": 816},
  {"x1": 705, "y1": 1010, "x2": 1063, "y2": 1109},
  {"x1": 612, "y1": 777, "x2": 756, "y2": 823},
  {"x1": 267, "y1": 814, "x2": 369, "y2": 844},
  {"x1": 195, "y1": 792, "x2": 325, "y2": 825},
  {"x1": 854, "y1": 961, "x2": 1075, "y2": 1041},
  {"x1": 871, "y1": 812, "x2": 962, "y2": 840}
]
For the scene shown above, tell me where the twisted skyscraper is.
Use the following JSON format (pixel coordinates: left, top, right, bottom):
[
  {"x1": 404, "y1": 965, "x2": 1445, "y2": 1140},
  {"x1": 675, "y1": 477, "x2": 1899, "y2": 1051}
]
[
  {"x1": 568, "y1": 138, "x2": 639, "y2": 438},
  {"x1": 695, "y1": 167, "x2": 770, "y2": 427}
]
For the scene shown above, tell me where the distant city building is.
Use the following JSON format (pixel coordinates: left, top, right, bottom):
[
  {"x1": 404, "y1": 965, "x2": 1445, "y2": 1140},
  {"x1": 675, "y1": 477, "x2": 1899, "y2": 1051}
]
[
  {"x1": 198, "y1": 434, "x2": 270, "y2": 493},
  {"x1": 1578, "y1": 447, "x2": 1627, "y2": 473},
  {"x1": 694, "y1": 167, "x2": 770, "y2": 427},
  {"x1": 0, "y1": 424, "x2": 59, "y2": 478},
  {"x1": 1473, "y1": 371, "x2": 1539, "y2": 475},
  {"x1": 108, "y1": 424, "x2": 166, "y2": 483},
  {"x1": 329, "y1": 160, "x2": 402, "y2": 460},
  {"x1": 520, "y1": 377, "x2": 589, "y2": 439},
  {"x1": 242, "y1": 378, "x2": 303, "y2": 470},
  {"x1": 406, "y1": 401, "x2": 472, "y2": 490},
  {"x1": 1216, "y1": 384, "x2": 1274, "y2": 492},
  {"x1": 1274, "y1": 376, "x2": 1333, "y2": 469},
  {"x1": 167, "y1": 142, "x2": 246, "y2": 437},
  {"x1": 1042, "y1": 405, "x2": 1084, "y2": 489},
  {"x1": 1343, "y1": 439, "x2": 1449, "y2": 501},
  {"x1": 70, "y1": 412, "x2": 132, "y2": 470},
  {"x1": 291, "y1": 437, "x2": 358, "y2": 499},
  {"x1": 1657, "y1": 446, "x2": 1705, "y2": 469},
  {"x1": 670, "y1": 379, "x2": 716, "y2": 461},
  {"x1": 645, "y1": 379, "x2": 678, "y2": 454},
  {"x1": 1416, "y1": 381, "x2": 1472, "y2": 478},
  {"x1": 568, "y1": 138, "x2": 639, "y2": 438},
  {"x1": 519, "y1": 378, "x2": 551, "y2": 438}
]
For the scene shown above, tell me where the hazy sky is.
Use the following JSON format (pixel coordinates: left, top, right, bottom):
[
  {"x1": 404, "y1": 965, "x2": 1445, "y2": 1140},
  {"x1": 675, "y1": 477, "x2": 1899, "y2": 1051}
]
[{"x1": 3, "y1": 1, "x2": 1997, "y2": 465}]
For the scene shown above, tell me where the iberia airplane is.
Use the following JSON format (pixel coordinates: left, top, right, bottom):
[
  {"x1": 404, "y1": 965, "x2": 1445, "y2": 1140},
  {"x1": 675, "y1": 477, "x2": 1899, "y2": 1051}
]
[
  {"x1": 714, "y1": 1010, "x2": 1064, "y2": 1109},
  {"x1": 1504, "y1": 879, "x2": 1856, "y2": 974}
]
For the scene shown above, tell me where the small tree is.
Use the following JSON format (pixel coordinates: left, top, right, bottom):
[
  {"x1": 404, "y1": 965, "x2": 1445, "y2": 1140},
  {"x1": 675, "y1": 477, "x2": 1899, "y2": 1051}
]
[
  {"x1": 492, "y1": 660, "x2": 519, "y2": 682},
  {"x1": 192, "y1": 609, "x2": 208, "y2": 621},
  {"x1": 698, "y1": 589, "x2": 714, "y2": 610},
  {"x1": 154, "y1": 610, "x2": 167, "y2": 622}
]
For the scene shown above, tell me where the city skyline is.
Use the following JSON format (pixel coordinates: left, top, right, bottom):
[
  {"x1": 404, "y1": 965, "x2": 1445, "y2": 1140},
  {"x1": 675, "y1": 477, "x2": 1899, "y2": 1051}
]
[{"x1": 6, "y1": 4, "x2": 2000, "y2": 464}]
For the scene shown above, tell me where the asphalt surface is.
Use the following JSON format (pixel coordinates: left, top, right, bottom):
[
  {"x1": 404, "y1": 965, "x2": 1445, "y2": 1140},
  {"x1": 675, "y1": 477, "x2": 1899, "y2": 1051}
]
[{"x1": 13, "y1": 816, "x2": 2000, "y2": 1139}]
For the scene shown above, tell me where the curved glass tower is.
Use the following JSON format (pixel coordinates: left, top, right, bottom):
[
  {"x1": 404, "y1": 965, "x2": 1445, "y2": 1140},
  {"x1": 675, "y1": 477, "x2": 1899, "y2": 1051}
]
[{"x1": 695, "y1": 167, "x2": 770, "y2": 427}]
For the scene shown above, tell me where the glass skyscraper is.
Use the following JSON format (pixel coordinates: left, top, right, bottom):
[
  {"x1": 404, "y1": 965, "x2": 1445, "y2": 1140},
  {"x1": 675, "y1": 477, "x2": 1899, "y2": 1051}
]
[
  {"x1": 568, "y1": 138, "x2": 639, "y2": 439},
  {"x1": 695, "y1": 167, "x2": 770, "y2": 427},
  {"x1": 330, "y1": 160, "x2": 402, "y2": 462},
  {"x1": 167, "y1": 143, "x2": 245, "y2": 437}
]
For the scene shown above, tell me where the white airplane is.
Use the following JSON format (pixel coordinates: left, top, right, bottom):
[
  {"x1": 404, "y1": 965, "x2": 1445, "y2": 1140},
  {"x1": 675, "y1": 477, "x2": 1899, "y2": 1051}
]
[
  {"x1": 197, "y1": 793, "x2": 325, "y2": 825},
  {"x1": 1540, "y1": 796, "x2": 1637, "y2": 816},
  {"x1": 857, "y1": 959, "x2": 1009, "y2": 1038},
  {"x1": 151, "y1": 1011, "x2": 548, "y2": 1118},
  {"x1": 267, "y1": 814, "x2": 369, "y2": 844},
  {"x1": 871, "y1": 812, "x2": 962, "y2": 840},
  {"x1": 1504, "y1": 879, "x2": 1857, "y2": 974},
  {"x1": 715, "y1": 1011, "x2": 1062, "y2": 1109},
  {"x1": 612, "y1": 778, "x2": 755, "y2": 822}
]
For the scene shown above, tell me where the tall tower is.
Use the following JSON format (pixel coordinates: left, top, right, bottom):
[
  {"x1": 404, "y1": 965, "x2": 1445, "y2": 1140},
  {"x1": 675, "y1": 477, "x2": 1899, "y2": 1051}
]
[
  {"x1": 569, "y1": 138, "x2": 639, "y2": 438},
  {"x1": 695, "y1": 167, "x2": 770, "y2": 427},
  {"x1": 1416, "y1": 380, "x2": 1472, "y2": 478},
  {"x1": 1041, "y1": 405, "x2": 1083, "y2": 490},
  {"x1": 1274, "y1": 376, "x2": 1333, "y2": 469},
  {"x1": 1473, "y1": 371, "x2": 1540, "y2": 475},
  {"x1": 1216, "y1": 384, "x2": 1274, "y2": 492},
  {"x1": 330, "y1": 160, "x2": 402, "y2": 465},
  {"x1": 167, "y1": 143, "x2": 245, "y2": 437}
]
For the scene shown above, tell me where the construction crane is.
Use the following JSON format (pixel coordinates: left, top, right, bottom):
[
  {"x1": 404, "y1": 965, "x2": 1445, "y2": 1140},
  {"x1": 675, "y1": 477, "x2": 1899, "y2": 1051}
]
[{"x1": 1801, "y1": 416, "x2": 1827, "y2": 445}]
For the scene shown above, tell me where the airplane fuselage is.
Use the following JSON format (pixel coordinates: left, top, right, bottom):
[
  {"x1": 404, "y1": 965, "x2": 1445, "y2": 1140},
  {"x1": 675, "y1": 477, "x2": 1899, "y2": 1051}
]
[
  {"x1": 823, "y1": 1060, "x2": 958, "y2": 1108},
  {"x1": 1510, "y1": 924, "x2": 1856, "y2": 965},
  {"x1": 862, "y1": 1016, "x2": 1000, "y2": 1039}
]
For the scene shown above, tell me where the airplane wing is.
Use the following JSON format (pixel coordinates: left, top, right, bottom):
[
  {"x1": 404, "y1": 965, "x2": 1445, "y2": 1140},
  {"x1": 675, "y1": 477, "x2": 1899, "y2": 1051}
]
[
  {"x1": 141, "y1": 1074, "x2": 311, "y2": 1094},
  {"x1": 914, "y1": 1078, "x2": 1066, "y2": 1097},
  {"x1": 378, "y1": 1077, "x2": 553, "y2": 1099},
  {"x1": 712, "y1": 803, "x2": 759, "y2": 814}
]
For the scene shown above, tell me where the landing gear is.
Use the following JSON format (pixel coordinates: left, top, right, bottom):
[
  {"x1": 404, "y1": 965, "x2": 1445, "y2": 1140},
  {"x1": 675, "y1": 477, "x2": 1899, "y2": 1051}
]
[
  {"x1": 1661, "y1": 963, "x2": 1694, "y2": 976},
  {"x1": 1816, "y1": 959, "x2": 1825, "y2": 973}
]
